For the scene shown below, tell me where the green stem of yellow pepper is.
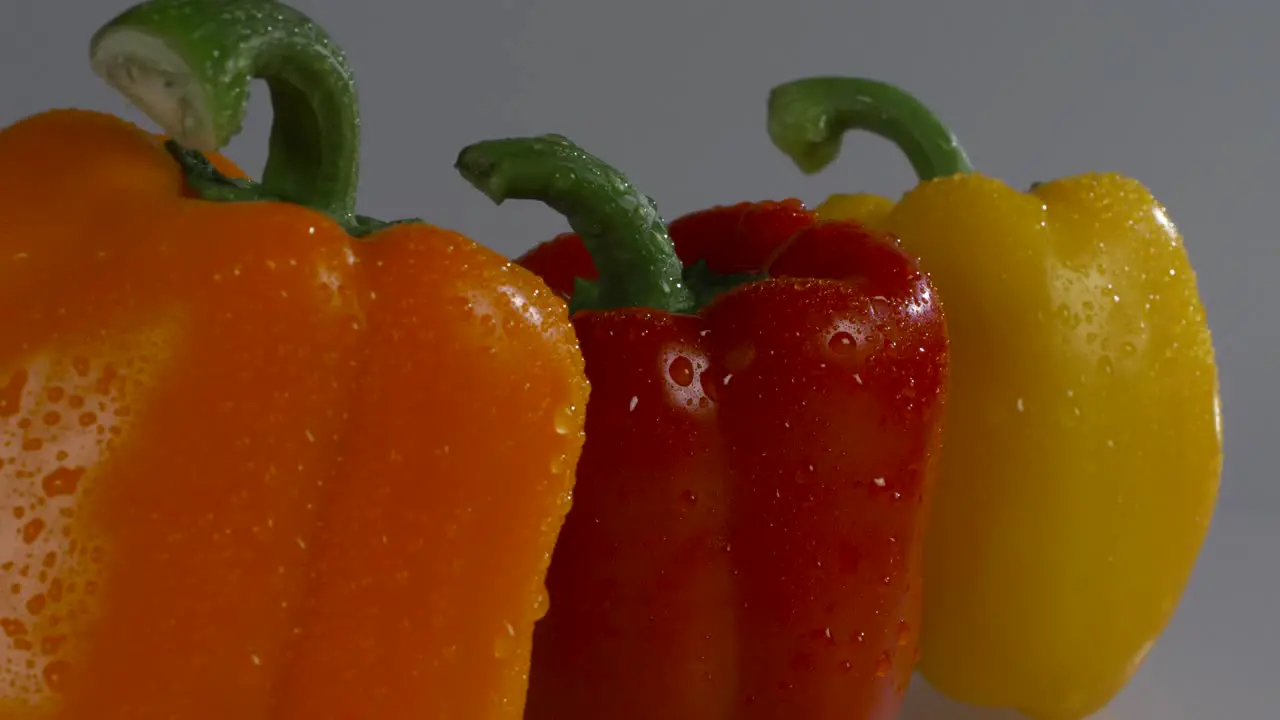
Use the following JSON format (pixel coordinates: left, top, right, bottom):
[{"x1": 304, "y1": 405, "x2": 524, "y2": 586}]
[{"x1": 767, "y1": 76, "x2": 974, "y2": 181}]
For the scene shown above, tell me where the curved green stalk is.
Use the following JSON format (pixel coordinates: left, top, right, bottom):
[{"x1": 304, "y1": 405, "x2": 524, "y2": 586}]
[
  {"x1": 767, "y1": 76, "x2": 973, "y2": 182},
  {"x1": 456, "y1": 135, "x2": 694, "y2": 315},
  {"x1": 90, "y1": 0, "x2": 360, "y2": 222}
]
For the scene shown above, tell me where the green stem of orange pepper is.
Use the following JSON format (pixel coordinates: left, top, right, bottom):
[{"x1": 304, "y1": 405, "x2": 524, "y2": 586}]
[{"x1": 89, "y1": 0, "x2": 360, "y2": 221}]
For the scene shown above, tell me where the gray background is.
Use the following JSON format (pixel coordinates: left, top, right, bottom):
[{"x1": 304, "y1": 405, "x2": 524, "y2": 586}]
[{"x1": 3, "y1": 0, "x2": 1275, "y2": 717}]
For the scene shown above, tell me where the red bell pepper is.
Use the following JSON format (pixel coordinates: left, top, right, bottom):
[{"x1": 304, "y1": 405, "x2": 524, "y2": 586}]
[{"x1": 457, "y1": 135, "x2": 950, "y2": 719}]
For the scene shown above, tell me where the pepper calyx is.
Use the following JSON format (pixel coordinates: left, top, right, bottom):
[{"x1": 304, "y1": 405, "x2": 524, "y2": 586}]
[{"x1": 166, "y1": 141, "x2": 413, "y2": 239}]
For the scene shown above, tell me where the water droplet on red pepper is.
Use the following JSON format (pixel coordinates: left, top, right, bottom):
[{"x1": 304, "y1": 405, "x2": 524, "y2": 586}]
[
  {"x1": 700, "y1": 370, "x2": 719, "y2": 401},
  {"x1": 668, "y1": 356, "x2": 694, "y2": 387},
  {"x1": 828, "y1": 331, "x2": 857, "y2": 355}
]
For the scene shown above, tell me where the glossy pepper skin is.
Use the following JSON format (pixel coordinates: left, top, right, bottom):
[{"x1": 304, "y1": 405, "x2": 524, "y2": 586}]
[
  {"x1": 457, "y1": 135, "x2": 949, "y2": 719},
  {"x1": 768, "y1": 77, "x2": 1223, "y2": 720},
  {"x1": 0, "y1": 2, "x2": 588, "y2": 717}
]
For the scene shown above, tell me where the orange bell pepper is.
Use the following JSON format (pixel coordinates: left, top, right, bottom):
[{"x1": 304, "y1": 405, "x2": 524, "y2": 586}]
[{"x1": 0, "y1": 1, "x2": 588, "y2": 718}]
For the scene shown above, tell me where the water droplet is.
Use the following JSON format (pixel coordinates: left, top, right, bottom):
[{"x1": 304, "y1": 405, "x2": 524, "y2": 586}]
[
  {"x1": 1016, "y1": 397, "x2": 1025, "y2": 412},
  {"x1": 1097, "y1": 356, "x2": 1115, "y2": 375},
  {"x1": 668, "y1": 356, "x2": 694, "y2": 387},
  {"x1": 41, "y1": 634, "x2": 67, "y2": 655},
  {"x1": 628, "y1": 396, "x2": 639, "y2": 412},
  {"x1": 700, "y1": 371, "x2": 719, "y2": 401},
  {"x1": 42, "y1": 467, "x2": 84, "y2": 498},
  {"x1": 875, "y1": 652, "x2": 892, "y2": 678},
  {"x1": 22, "y1": 518, "x2": 45, "y2": 544},
  {"x1": 1120, "y1": 341, "x2": 1137, "y2": 356},
  {"x1": 553, "y1": 404, "x2": 578, "y2": 435},
  {"x1": 550, "y1": 452, "x2": 573, "y2": 475},
  {"x1": 0, "y1": 370, "x2": 30, "y2": 417},
  {"x1": 0, "y1": 618, "x2": 28, "y2": 637},
  {"x1": 494, "y1": 620, "x2": 518, "y2": 659},
  {"x1": 42, "y1": 660, "x2": 71, "y2": 692},
  {"x1": 872, "y1": 477, "x2": 886, "y2": 487},
  {"x1": 680, "y1": 489, "x2": 697, "y2": 505},
  {"x1": 828, "y1": 331, "x2": 857, "y2": 355},
  {"x1": 24, "y1": 594, "x2": 46, "y2": 615}
]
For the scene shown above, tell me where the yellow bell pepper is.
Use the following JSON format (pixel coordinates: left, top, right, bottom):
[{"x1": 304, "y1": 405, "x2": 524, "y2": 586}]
[{"x1": 767, "y1": 76, "x2": 1223, "y2": 720}]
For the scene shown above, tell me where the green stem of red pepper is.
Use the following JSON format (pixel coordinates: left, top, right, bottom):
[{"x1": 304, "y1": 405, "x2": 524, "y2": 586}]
[
  {"x1": 767, "y1": 76, "x2": 974, "y2": 181},
  {"x1": 456, "y1": 135, "x2": 695, "y2": 314},
  {"x1": 90, "y1": 0, "x2": 362, "y2": 224}
]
